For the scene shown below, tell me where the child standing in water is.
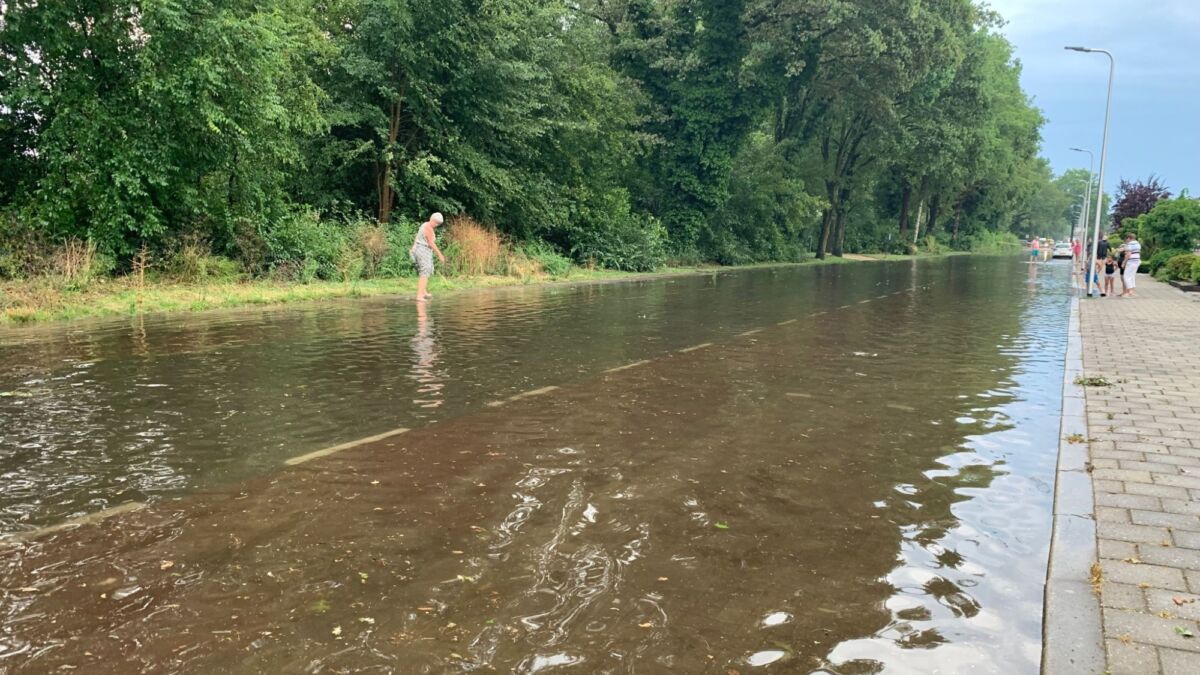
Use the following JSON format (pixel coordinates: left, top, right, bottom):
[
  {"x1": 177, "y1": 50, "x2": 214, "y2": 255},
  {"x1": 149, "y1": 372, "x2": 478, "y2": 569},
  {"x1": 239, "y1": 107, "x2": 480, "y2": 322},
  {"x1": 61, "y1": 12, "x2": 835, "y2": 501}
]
[{"x1": 1103, "y1": 254, "x2": 1117, "y2": 297}]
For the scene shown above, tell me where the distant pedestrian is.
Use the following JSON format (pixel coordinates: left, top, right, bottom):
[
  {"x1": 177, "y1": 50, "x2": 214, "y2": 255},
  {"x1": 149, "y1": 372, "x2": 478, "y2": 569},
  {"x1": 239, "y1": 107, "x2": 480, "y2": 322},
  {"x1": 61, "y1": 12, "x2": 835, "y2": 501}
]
[
  {"x1": 1119, "y1": 233, "x2": 1141, "y2": 297},
  {"x1": 1031, "y1": 238, "x2": 1040, "y2": 262},
  {"x1": 1103, "y1": 255, "x2": 1117, "y2": 297},
  {"x1": 1073, "y1": 239, "x2": 1082, "y2": 260},
  {"x1": 410, "y1": 212, "x2": 446, "y2": 302}
]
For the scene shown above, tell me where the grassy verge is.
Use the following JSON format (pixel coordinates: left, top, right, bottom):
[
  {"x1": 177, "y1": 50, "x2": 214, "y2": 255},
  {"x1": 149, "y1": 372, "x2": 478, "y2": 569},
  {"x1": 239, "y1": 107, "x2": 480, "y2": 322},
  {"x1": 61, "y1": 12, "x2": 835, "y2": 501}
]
[{"x1": 0, "y1": 253, "x2": 933, "y2": 327}]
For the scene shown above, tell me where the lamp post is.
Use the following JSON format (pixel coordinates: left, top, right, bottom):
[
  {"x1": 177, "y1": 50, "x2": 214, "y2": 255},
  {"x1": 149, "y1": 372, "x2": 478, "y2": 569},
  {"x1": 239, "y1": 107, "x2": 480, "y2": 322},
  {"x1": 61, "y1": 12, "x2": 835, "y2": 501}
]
[
  {"x1": 1069, "y1": 147, "x2": 1094, "y2": 264},
  {"x1": 1065, "y1": 46, "x2": 1115, "y2": 298}
]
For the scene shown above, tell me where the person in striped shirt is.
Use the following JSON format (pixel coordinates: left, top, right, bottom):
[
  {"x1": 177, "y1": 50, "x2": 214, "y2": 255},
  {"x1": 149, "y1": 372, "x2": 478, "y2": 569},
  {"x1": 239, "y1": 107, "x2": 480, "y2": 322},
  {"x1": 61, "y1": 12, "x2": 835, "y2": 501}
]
[{"x1": 1119, "y1": 233, "x2": 1141, "y2": 297}]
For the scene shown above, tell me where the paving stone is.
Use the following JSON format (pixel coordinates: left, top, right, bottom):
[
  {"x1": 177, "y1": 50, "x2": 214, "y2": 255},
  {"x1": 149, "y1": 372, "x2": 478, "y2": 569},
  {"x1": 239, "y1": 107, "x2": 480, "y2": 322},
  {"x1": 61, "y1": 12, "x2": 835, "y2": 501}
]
[
  {"x1": 1093, "y1": 449, "x2": 1149, "y2": 462},
  {"x1": 1098, "y1": 507, "x2": 1131, "y2": 523},
  {"x1": 1076, "y1": 278, "x2": 1200, "y2": 673},
  {"x1": 1131, "y1": 509, "x2": 1200, "y2": 532},
  {"x1": 1101, "y1": 560, "x2": 1188, "y2": 592},
  {"x1": 1146, "y1": 589, "x2": 1200, "y2": 622},
  {"x1": 1105, "y1": 639, "x2": 1160, "y2": 675},
  {"x1": 1123, "y1": 482, "x2": 1192, "y2": 500},
  {"x1": 1174, "y1": 530, "x2": 1200, "y2": 550},
  {"x1": 1099, "y1": 521, "x2": 1174, "y2": 545},
  {"x1": 1098, "y1": 492, "x2": 1162, "y2": 510},
  {"x1": 1119, "y1": 460, "x2": 1182, "y2": 474},
  {"x1": 1102, "y1": 581, "x2": 1147, "y2": 611},
  {"x1": 1159, "y1": 647, "x2": 1200, "y2": 675},
  {"x1": 1189, "y1": 570, "x2": 1200, "y2": 595},
  {"x1": 1161, "y1": 499, "x2": 1200, "y2": 516},
  {"x1": 1103, "y1": 607, "x2": 1200, "y2": 653},
  {"x1": 1093, "y1": 468, "x2": 1154, "y2": 483},
  {"x1": 1137, "y1": 547, "x2": 1200, "y2": 572},
  {"x1": 1155, "y1": 474, "x2": 1200, "y2": 490}
]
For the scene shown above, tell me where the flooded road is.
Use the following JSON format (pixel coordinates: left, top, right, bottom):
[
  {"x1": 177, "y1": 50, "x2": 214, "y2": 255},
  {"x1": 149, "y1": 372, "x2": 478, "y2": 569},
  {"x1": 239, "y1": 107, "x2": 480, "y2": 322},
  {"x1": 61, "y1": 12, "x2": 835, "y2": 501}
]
[{"x1": 1, "y1": 257, "x2": 1072, "y2": 673}]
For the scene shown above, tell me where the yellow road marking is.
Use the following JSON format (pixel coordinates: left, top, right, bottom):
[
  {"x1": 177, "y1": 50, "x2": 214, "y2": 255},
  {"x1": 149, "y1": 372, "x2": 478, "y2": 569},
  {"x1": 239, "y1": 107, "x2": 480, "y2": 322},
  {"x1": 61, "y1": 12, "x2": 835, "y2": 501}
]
[{"x1": 285, "y1": 427, "x2": 410, "y2": 466}]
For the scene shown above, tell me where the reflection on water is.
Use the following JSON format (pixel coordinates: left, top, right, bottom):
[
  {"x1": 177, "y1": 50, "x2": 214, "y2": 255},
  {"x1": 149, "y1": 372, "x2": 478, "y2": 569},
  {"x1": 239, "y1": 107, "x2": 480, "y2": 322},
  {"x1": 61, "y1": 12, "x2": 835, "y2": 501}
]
[{"x1": 0, "y1": 257, "x2": 1072, "y2": 673}]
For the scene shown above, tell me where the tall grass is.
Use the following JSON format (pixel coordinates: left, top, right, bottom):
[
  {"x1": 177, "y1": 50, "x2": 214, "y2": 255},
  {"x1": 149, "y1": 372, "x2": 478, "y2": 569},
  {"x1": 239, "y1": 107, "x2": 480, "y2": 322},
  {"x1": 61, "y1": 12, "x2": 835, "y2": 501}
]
[{"x1": 443, "y1": 216, "x2": 505, "y2": 276}]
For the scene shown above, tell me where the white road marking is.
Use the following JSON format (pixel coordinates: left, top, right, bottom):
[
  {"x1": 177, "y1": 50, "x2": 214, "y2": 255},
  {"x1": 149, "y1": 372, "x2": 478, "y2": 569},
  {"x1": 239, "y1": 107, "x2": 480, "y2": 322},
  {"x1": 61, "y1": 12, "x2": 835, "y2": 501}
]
[
  {"x1": 605, "y1": 360, "x2": 651, "y2": 374},
  {"x1": 285, "y1": 427, "x2": 411, "y2": 466},
  {"x1": 8, "y1": 501, "x2": 147, "y2": 543},
  {"x1": 738, "y1": 329, "x2": 763, "y2": 337},
  {"x1": 776, "y1": 319, "x2": 797, "y2": 326},
  {"x1": 678, "y1": 343, "x2": 713, "y2": 353}
]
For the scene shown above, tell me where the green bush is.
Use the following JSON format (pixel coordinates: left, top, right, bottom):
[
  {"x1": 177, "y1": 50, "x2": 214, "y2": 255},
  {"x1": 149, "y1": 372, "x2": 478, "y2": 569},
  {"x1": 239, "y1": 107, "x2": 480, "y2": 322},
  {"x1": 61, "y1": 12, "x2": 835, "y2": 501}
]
[
  {"x1": 1142, "y1": 248, "x2": 1188, "y2": 276},
  {"x1": 922, "y1": 235, "x2": 942, "y2": 254},
  {"x1": 1191, "y1": 257, "x2": 1200, "y2": 283},
  {"x1": 1156, "y1": 253, "x2": 1199, "y2": 282},
  {"x1": 261, "y1": 209, "x2": 348, "y2": 281},
  {"x1": 965, "y1": 230, "x2": 1021, "y2": 253},
  {"x1": 378, "y1": 218, "x2": 421, "y2": 278},
  {"x1": 519, "y1": 240, "x2": 573, "y2": 277},
  {"x1": 165, "y1": 239, "x2": 242, "y2": 282},
  {"x1": 560, "y1": 189, "x2": 667, "y2": 272},
  {"x1": 1131, "y1": 198, "x2": 1200, "y2": 258}
]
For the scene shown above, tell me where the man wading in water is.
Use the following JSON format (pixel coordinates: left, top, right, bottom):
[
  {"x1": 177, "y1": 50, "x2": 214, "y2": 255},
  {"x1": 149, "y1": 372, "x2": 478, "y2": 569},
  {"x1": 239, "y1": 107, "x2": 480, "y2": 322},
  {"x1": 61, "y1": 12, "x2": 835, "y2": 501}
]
[{"x1": 410, "y1": 212, "x2": 446, "y2": 302}]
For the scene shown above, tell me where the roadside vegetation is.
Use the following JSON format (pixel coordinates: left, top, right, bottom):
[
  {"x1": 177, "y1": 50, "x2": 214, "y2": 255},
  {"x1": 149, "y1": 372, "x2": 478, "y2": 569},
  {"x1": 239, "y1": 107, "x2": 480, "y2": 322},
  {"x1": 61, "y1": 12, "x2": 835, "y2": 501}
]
[
  {"x1": 1103, "y1": 179, "x2": 1200, "y2": 284},
  {"x1": 3, "y1": 1, "x2": 1093, "y2": 324}
]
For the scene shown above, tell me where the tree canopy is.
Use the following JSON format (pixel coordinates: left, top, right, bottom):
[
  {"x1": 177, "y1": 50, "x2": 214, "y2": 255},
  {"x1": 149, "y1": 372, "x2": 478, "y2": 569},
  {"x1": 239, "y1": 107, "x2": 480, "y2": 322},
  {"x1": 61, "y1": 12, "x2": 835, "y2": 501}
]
[{"x1": 1, "y1": 0, "x2": 1075, "y2": 274}]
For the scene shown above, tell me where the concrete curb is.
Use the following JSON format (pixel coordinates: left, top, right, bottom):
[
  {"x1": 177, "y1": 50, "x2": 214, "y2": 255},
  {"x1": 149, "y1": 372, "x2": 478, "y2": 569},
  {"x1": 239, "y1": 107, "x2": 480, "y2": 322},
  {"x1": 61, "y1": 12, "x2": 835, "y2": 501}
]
[{"x1": 1041, "y1": 294, "x2": 1106, "y2": 674}]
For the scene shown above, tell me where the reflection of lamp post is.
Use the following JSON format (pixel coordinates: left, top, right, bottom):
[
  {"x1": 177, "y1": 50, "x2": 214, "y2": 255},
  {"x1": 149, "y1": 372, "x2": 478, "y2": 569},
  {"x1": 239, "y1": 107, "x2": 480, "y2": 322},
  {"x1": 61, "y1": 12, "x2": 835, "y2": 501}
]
[
  {"x1": 1065, "y1": 46, "x2": 1115, "y2": 298},
  {"x1": 1069, "y1": 147, "x2": 1094, "y2": 256}
]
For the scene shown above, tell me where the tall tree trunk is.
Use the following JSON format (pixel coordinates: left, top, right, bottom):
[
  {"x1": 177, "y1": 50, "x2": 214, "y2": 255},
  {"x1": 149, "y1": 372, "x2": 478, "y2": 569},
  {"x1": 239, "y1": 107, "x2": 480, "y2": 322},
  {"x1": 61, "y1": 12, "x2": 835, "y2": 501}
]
[
  {"x1": 816, "y1": 208, "x2": 833, "y2": 260},
  {"x1": 377, "y1": 98, "x2": 403, "y2": 223},
  {"x1": 898, "y1": 184, "x2": 912, "y2": 238},
  {"x1": 927, "y1": 194, "x2": 941, "y2": 235},
  {"x1": 832, "y1": 186, "x2": 850, "y2": 256}
]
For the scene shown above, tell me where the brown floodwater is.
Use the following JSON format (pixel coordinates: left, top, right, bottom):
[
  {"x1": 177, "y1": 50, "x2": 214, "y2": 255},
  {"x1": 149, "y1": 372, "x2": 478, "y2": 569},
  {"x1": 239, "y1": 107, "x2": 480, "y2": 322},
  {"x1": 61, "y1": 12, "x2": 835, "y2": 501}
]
[{"x1": 0, "y1": 257, "x2": 1072, "y2": 673}]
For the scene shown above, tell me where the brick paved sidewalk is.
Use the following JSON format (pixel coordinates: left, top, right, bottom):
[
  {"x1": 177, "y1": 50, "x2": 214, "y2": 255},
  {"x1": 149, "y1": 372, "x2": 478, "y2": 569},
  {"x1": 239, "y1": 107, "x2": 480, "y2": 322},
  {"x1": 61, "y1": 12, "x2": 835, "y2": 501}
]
[{"x1": 1081, "y1": 276, "x2": 1200, "y2": 674}]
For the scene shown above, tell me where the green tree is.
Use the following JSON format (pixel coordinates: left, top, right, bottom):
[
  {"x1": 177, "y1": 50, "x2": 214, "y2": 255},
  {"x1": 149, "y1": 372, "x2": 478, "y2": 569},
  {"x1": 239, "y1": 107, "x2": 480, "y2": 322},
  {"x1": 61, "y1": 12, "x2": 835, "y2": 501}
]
[{"x1": 0, "y1": 0, "x2": 327, "y2": 257}]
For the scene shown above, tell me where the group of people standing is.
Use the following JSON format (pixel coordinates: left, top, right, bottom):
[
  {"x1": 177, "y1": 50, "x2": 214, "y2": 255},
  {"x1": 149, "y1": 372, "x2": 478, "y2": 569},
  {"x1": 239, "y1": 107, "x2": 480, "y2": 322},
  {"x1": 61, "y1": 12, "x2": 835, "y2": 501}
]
[{"x1": 1083, "y1": 233, "x2": 1141, "y2": 297}]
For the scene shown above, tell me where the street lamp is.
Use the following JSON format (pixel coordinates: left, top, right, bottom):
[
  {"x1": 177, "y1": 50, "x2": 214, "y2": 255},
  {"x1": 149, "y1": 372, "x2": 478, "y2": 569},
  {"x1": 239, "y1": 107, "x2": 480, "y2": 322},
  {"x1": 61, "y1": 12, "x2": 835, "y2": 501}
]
[
  {"x1": 1065, "y1": 46, "x2": 1115, "y2": 298},
  {"x1": 1069, "y1": 147, "x2": 1094, "y2": 259}
]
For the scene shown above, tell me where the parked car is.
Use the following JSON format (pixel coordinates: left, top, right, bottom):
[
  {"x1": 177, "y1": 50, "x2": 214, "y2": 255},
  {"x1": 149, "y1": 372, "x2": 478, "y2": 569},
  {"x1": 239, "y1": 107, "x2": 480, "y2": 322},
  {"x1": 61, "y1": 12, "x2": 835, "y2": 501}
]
[{"x1": 1052, "y1": 242, "x2": 1074, "y2": 259}]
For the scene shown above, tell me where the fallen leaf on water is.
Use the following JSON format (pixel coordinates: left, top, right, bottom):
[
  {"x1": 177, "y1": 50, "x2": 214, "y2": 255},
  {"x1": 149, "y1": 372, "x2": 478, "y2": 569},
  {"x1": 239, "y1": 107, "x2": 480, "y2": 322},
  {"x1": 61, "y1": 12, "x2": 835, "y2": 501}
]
[
  {"x1": 451, "y1": 550, "x2": 464, "y2": 555},
  {"x1": 638, "y1": 622, "x2": 653, "y2": 629},
  {"x1": 18, "y1": 587, "x2": 38, "y2": 593},
  {"x1": 331, "y1": 625, "x2": 342, "y2": 637},
  {"x1": 370, "y1": 480, "x2": 380, "y2": 485},
  {"x1": 358, "y1": 572, "x2": 368, "y2": 583},
  {"x1": 446, "y1": 622, "x2": 457, "y2": 628},
  {"x1": 657, "y1": 577, "x2": 669, "y2": 582},
  {"x1": 358, "y1": 617, "x2": 375, "y2": 625},
  {"x1": 160, "y1": 560, "x2": 175, "y2": 571},
  {"x1": 1174, "y1": 626, "x2": 1194, "y2": 638},
  {"x1": 714, "y1": 522, "x2": 729, "y2": 530},
  {"x1": 417, "y1": 607, "x2": 434, "y2": 612}
]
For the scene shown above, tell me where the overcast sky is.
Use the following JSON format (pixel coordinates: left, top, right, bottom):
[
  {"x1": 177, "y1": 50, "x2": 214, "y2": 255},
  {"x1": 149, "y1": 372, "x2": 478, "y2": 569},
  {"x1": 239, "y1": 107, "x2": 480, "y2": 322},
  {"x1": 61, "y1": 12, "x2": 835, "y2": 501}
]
[{"x1": 988, "y1": 0, "x2": 1199, "y2": 195}]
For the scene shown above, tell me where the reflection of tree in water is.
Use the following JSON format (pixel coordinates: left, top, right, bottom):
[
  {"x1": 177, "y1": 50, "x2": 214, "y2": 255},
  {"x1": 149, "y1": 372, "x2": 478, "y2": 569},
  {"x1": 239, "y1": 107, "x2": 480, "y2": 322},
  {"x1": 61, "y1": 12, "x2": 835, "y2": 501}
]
[{"x1": 410, "y1": 302, "x2": 444, "y2": 408}]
